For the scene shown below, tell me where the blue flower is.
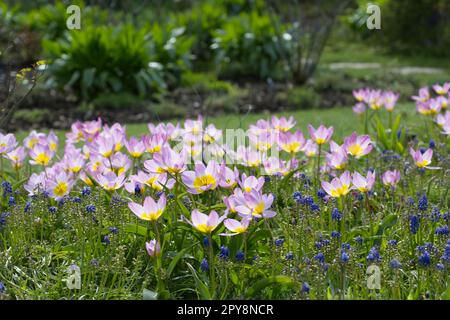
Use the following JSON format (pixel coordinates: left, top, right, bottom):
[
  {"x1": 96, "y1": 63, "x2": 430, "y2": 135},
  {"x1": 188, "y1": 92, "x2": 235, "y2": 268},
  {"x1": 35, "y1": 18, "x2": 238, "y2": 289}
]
[
  {"x1": 72, "y1": 196, "x2": 81, "y2": 203},
  {"x1": 264, "y1": 176, "x2": 271, "y2": 183},
  {"x1": 302, "y1": 282, "x2": 310, "y2": 294},
  {"x1": 436, "y1": 263, "x2": 445, "y2": 271},
  {"x1": 428, "y1": 139, "x2": 435, "y2": 149},
  {"x1": 331, "y1": 208, "x2": 342, "y2": 221},
  {"x1": 275, "y1": 238, "x2": 284, "y2": 247},
  {"x1": 389, "y1": 259, "x2": 402, "y2": 269},
  {"x1": 8, "y1": 196, "x2": 15, "y2": 206},
  {"x1": 331, "y1": 231, "x2": 341, "y2": 239},
  {"x1": 286, "y1": 252, "x2": 294, "y2": 260},
  {"x1": 314, "y1": 252, "x2": 325, "y2": 263},
  {"x1": 441, "y1": 244, "x2": 450, "y2": 262},
  {"x1": 418, "y1": 195, "x2": 428, "y2": 211},
  {"x1": 430, "y1": 207, "x2": 441, "y2": 222},
  {"x1": 202, "y1": 237, "x2": 209, "y2": 247},
  {"x1": 435, "y1": 225, "x2": 449, "y2": 236},
  {"x1": 409, "y1": 215, "x2": 420, "y2": 234},
  {"x1": 200, "y1": 258, "x2": 209, "y2": 272},
  {"x1": 293, "y1": 191, "x2": 302, "y2": 203},
  {"x1": 310, "y1": 203, "x2": 320, "y2": 212},
  {"x1": 388, "y1": 240, "x2": 398, "y2": 247},
  {"x1": 108, "y1": 226, "x2": 119, "y2": 234},
  {"x1": 406, "y1": 197, "x2": 415, "y2": 206},
  {"x1": 86, "y1": 204, "x2": 96, "y2": 213},
  {"x1": 418, "y1": 251, "x2": 431, "y2": 267},
  {"x1": 367, "y1": 247, "x2": 381, "y2": 262},
  {"x1": 317, "y1": 189, "x2": 326, "y2": 199},
  {"x1": 235, "y1": 251, "x2": 244, "y2": 262},
  {"x1": 49, "y1": 206, "x2": 57, "y2": 214},
  {"x1": 0, "y1": 212, "x2": 10, "y2": 229},
  {"x1": 24, "y1": 201, "x2": 31, "y2": 213},
  {"x1": 134, "y1": 184, "x2": 142, "y2": 196},
  {"x1": 219, "y1": 246, "x2": 229, "y2": 260},
  {"x1": 168, "y1": 193, "x2": 175, "y2": 199},
  {"x1": 341, "y1": 251, "x2": 350, "y2": 263},
  {"x1": 81, "y1": 186, "x2": 91, "y2": 197},
  {"x1": 1, "y1": 181, "x2": 12, "y2": 197},
  {"x1": 304, "y1": 196, "x2": 314, "y2": 206},
  {"x1": 102, "y1": 235, "x2": 110, "y2": 245},
  {"x1": 355, "y1": 236, "x2": 363, "y2": 245},
  {"x1": 341, "y1": 243, "x2": 351, "y2": 250},
  {"x1": 90, "y1": 259, "x2": 99, "y2": 267},
  {"x1": 0, "y1": 281, "x2": 5, "y2": 293}
]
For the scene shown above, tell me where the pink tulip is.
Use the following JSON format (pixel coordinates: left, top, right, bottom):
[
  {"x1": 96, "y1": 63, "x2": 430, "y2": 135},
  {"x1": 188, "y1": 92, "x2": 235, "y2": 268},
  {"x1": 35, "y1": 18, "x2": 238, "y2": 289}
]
[
  {"x1": 145, "y1": 240, "x2": 161, "y2": 257},
  {"x1": 383, "y1": 91, "x2": 400, "y2": 112},
  {"x1": 321, "y1": 171, "x2": 352, "y2": 198},
  {"x1": 410, "y1": 148, "x2": 433, "y2": 168},
  {"x1": 235, "y1": 190, "x2": 276, "y2": 219},
  {"x1": 95, "y1": 171, "x2": 126, "y2": 191},
  {"x1": 343, "y1": 132, "x2": 373, "y2": 159},
  {"x1": 302, "y1": 139, "x2": 318, "y2": 157},
  {"x1": 432, "y1": 82, "x2": 450, "y2": 96},
  {"x1": 47, "y1": 171, "x2": 74, "y2": 200},
  {"x1": 353, "y1": 88, "x2": 368, "y2": 102},
  {"x1": 0, "y1": 133, "x2": 17, "y2": 155},
  {"x1": 381, "y1": 170, "x2": 400, "y2": 187},
  {"x1": 271, "y1": 116, "x2": 296, "y2": 132},
  {"x1": 353, "y1": 103, "x2": 366, "y2": 114},
  {"x1": 238, "y1": 173, "x2": 264, "y2": 193},
  {"x1": 29, "y1": 144, "x2": 54, "y2": 166},
  {"x1": 221, "y1": 217, "x2": 251, "y2": 236},
  {"x1": 182, "y1": 160, "x2": 221, "y2": 194},
  {"x1": 352, "y1": 171, "x2": 375, "y2": 193},
  {"x1": 412, "y1": 87, "x2": 430, "y2": 103},
  {"x1": 128, "y1": 194, "x2": 167, "y2": 221},
  {"x1": 279, "y1": 130, "x2": 305, "y2": 154},
  {"x1": 125, "y1": 136, "x2": 146, "y2": 158},
  {"x1": 186, "y1": 209, "x2": 226, "y2": 234},
  {"x1": 308, "y1": 124, "x2": 333, "y2": 145},
  {"x1": 6, "y1": 147, "x2": 26, "y2": 169}
]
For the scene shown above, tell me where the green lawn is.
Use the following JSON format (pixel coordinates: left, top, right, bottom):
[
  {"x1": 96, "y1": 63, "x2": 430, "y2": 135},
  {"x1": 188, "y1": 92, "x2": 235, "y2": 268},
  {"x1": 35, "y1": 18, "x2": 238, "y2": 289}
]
[{"x1": 15, "y1": 102, "x2": 420, "y2": 147}]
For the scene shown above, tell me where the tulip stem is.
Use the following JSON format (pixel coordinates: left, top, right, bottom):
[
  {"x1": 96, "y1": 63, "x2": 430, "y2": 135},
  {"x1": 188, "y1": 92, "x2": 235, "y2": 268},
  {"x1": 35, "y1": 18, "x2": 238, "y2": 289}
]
[
  {"x1": 0, "y1": 157, "x2": 4, "y2": 179},
  {"x1": 208, "y1": 233, "x2": 216, "y2": 299},
  {"x1": 316, "y1": 144, "x2": 322, "y2": 190}
]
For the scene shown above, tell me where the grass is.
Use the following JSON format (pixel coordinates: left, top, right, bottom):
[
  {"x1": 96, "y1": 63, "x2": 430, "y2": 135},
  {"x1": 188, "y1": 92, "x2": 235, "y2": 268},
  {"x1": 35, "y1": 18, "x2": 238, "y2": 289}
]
[
  {"x1": 15, "y1": 103, "x2": 419, "y2": 147},
  {"x1": 322, "y1": 41, "x2": 450, "y2": 71}
]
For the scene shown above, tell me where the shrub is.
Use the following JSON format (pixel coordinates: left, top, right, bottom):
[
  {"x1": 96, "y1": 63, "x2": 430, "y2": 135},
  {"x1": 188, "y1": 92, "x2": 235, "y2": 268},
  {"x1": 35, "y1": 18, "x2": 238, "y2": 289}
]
[
  {"x1": 147, "y1": 23, "x2": 194, "y2": 89},
  {"x1": 169, "y1": 2, "x2": 226, "y2": 68},
  {"x1": 277, "y1": 86, "x2": 322, "y2": 110},
  {"x1": 181, "y1": 72, "x2": 238, "y2": 95},
  {"x1": 42, "y1": 24, "x2": 166, "y2": 101},
  {"x1": 345, "y1": 0, "x2": 450, "y2": 56},
  {"x1": 212, "y1": 11, "x2": 291, "y2": 80}
]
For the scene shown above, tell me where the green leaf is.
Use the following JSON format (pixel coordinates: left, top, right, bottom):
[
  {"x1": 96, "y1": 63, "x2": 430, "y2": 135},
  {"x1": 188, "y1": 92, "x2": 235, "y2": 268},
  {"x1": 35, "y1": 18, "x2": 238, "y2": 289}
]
[
  {"x1": 375, "y1": 214, "x2": 398, "y2": 236},
  {"x1": 376, "y1": 118, "x2": 389, "y2": 149},
  {"x1": 124, "y1": 223, "x2": 147, "y2": 237},
  {"x1": 440, "y1": 285, "x2": 450, "y2": 300},
  {"x1": 185, "y1": 262, "x2": 211, "y2": 300},
  {"x1": 246, "y1": 275, "x2": 294, "y2": 297},
  {"x1": 167, "y1": 247, "x2": 191, "y2": 278}
]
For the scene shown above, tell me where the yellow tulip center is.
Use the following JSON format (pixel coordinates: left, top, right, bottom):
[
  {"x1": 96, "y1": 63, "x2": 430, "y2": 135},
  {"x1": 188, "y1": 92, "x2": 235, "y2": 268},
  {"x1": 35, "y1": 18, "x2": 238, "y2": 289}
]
[
  {"x1": 348, "y1": 144, "x2": 363, "y2": 157},
  {"x1": 193, "y1": 174, "x2": 216, "y2": 192},
  {"x1": 36, "y1": 153, "x2": 50, "y2": 165},
  {"x1": 54, "y1": 182, "x2": 68, "y2": 197},
  {"x1": 196, "y1": 223, "x2": 214, "y2": 234}
]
